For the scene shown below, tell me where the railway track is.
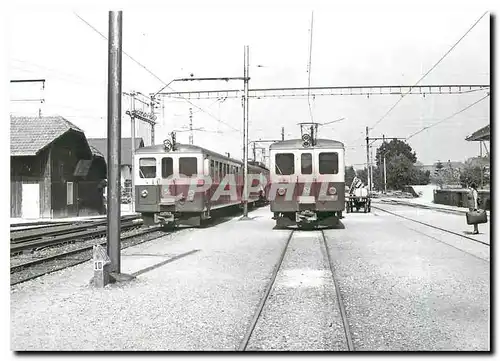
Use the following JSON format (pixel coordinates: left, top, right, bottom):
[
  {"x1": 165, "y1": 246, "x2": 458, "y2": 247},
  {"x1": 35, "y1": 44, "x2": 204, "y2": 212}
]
[
  {"x1": 372, "y1": 205, "x2": 490, "y2": 246},
  {"x1": 239, "y1": 230, "x2": 353, "y2": 351},
  {"x1": 10, "y1": 225, "x2": 164, "y2": 286},
  {"x1": 10, "y1": 215, "x2": 142, "y2": 254}
]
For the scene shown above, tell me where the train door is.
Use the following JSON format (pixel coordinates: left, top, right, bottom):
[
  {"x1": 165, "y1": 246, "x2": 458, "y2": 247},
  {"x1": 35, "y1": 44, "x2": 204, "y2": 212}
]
[
  {"x1": 313, "y1": 149, "x2": 344, "y2": 209},
  {"x1": 135, "y1": 155, "x2": 161, "y2": 207},
  {"x1": 297, "y1": 150, "x2": 315, "y2": 204}
]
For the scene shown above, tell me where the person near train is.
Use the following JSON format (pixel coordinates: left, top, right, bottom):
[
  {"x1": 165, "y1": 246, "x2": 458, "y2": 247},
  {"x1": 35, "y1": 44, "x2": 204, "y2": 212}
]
[{"x1": 467, "y1": 182, "x2": 480, "y2": 235}]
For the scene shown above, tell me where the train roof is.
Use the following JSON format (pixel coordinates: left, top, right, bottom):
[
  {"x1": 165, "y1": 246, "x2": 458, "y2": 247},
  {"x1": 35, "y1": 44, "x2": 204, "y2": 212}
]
[
  {"x1": 269, "y1": 138, "x2": 345, "y2": 150},
  {"x1": 135, "y1": 143, "x2": 268, "y2": 171}
]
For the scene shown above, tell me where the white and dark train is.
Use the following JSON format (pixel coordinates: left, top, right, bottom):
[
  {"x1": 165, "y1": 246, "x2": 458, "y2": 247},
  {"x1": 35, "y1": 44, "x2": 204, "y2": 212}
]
[
  {"x1": 134, "y1": 140, "x2": 269, "y2": 227},
  {"x1": 268, "y1": 137, "x2": 345, "y2": 228}
]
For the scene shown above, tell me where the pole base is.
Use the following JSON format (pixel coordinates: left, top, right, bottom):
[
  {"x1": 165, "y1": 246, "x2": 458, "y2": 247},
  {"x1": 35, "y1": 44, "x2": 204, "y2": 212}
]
[
  {"x1": 239, "y1": 215, "x2": 254, "y2": 221},
  {"x1": 109, "y1": 272, "x2": 136, "y2": 283}
]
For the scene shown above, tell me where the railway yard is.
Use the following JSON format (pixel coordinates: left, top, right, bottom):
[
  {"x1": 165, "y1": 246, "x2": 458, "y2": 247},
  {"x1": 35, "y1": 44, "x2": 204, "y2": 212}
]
[{"x1": 10, "y1": 200, "x2": 490, "y2": 351}]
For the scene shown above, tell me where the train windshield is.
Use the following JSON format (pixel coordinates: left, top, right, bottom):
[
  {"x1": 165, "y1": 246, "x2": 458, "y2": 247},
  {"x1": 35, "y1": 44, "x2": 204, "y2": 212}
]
[
  {"x1": 179, "y1": 157, "x2": 198, "y2": 177},
  {"x1": 275, "y1": 153, "x2": 295, "y2": 175},
  {"x1": 139, "y1": 158, "x2": 157, "y2": 178},
  {"x1": 162, "y1": 157, "x2": 173, "y2": 178},
  {"x1": 318, "y1": 152, "x2": 339, "y2": 174},
  {"x1": 301, "y1": 153, "x2": 312, "y2": 174}
]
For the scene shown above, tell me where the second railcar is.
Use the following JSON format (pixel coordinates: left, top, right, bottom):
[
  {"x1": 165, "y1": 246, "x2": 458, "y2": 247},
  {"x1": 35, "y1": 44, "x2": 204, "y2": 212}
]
[{"x1": 134, "y1": 142, "x2": 269, "y2": 227}]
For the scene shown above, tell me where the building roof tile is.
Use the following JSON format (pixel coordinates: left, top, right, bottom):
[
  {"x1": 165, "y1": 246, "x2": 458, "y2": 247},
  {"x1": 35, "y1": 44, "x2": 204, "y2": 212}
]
[{"x1": 10, "y1": 115, "x2": 85, "y2": 156}]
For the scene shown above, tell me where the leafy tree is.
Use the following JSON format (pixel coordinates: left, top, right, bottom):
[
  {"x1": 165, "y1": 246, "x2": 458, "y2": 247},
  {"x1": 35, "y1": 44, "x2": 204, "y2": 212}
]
[
  {"x1": 435, "y1": 160, "x2": 444, "y2": 175},
  {"x1": 356, "y1": 168, "x2": 368, "y2": 185},
  {"x1": 373, "y1": 139, "x2": 429, "y2": 191},
  {"x1": 345, "y1": 166, "x2": 356, "y2": 186},
  {"x1": 411, "y1": 168, "x2": 431, "y2": 185},
  {"x1": 459, "y1": 163, "x2": 489, "y2": 188},
  {"x1": 386, "y1": 154, "x2": 414, "y2": 190},
  {"x1": 372, "y1": 165, "x2": 384, "y2": 191},
  {"x1": 375, "y1": 139, "x2": 417, "y2": 166}
]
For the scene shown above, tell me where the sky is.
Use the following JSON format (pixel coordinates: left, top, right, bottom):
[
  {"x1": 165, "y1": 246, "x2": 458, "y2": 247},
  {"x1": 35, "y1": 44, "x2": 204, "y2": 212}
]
[{"x1": 5, "y1": 0, "x2": 492, "y2": 168}]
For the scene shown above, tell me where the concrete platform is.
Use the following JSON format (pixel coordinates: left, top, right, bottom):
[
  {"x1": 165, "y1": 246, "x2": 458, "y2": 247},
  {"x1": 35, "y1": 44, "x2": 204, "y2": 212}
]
[
  {"x1": 11, "y1": 207, "x2": 291, "y2": 351},
  {"x1": 326, "y1": 211, "x2": 489, "y2": 351},
  {"x1": 374, "y1": 197, "x2": 491, "y2": 216},
  {"x1": 373, "y1": 202, "x2": 490, "y2": 247},
  {"x1": 11, "y1": 205, "x2": 490, "y2": 351},
  {"x1": 10, "y1": 207, "x2": 139, "y2": 226}
]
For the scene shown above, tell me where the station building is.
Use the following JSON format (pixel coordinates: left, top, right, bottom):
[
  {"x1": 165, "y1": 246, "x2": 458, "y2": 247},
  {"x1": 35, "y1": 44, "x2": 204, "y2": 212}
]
[
  {"x1": 88, "y1": 137, "x2": 144, "y2": 191},
  {"x1": 10, "y1": 116, "x2": 107, "y2": 219}
]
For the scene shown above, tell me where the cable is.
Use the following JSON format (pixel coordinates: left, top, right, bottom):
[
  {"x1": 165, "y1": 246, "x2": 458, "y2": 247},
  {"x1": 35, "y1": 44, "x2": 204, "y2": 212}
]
[
  {"x1": 73, "y1": 12, "x2": 166, "y2": 85},
  {"x1": 406, "y1": 93, "x2": 489, "y2": 140},
  {"x1": 369, "y1": 11, "x2": 488, "y2": 132},
  {"x1": 74, "y1": 12, "x2": 240, "y2": 133},
  {"x1": 11, "y1": 59, "x2": 105, "y2": 87}
]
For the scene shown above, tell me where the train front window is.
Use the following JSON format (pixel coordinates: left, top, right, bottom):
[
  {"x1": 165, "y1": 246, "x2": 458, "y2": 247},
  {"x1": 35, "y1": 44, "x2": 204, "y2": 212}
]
[
  {"x1": 275, "y1": 153, "x2": 294, "y2": 175},
  {"x1": 161, "y1": 157, "x2": 173, "y2": 178},
  {"x1": 139, "y1": 158, "x2": 157, "y2": 178},
  {"x1": 179, "y1": 157, "x2": 198, "y2": 177},
  {"x1": 319, "y1": 152, "x2": 339, "y2": 174},
  {"x1": 301, "y1": 153, "x2": 312, "y2": 174}
]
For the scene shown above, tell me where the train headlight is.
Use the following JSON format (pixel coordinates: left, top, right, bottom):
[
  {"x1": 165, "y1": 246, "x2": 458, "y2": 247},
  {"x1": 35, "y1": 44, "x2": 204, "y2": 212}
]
[
  {"x1": 141, "y1": 189, "x2": 148, "y2": 198},
  {"x1": 277, "y1": 187, "x2": 286, "y2": 196},
  {"x1": 328, "y1": 186, "x2": 337, "y2": 195},
  {"x1": 163, "y1": 139, "x2": 172, "y2": 151},
  {"x1": 302, "y1": 133, "x2": 312, "y2": 148}
]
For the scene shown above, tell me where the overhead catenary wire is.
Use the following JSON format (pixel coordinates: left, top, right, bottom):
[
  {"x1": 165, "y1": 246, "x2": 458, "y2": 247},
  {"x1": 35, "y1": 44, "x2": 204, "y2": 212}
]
[
  {"x1": 368, "y1": 11, "x2": 488, "y2": 132},
  {"x1": 73, "y1": 12, "x2": 240, "y2": 133},
  {"x1": 406, "y1": 93, "x2": 489, "y2": 140}
]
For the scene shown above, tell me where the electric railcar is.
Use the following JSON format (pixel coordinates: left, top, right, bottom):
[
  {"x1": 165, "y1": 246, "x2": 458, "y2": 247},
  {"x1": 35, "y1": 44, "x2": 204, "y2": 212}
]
[
  {"x1": 134, "y1": 142, "x2": 269, "y2": 227},
  {"x1": 269, "y1": 138, "x2": 345, "y2": 228}
]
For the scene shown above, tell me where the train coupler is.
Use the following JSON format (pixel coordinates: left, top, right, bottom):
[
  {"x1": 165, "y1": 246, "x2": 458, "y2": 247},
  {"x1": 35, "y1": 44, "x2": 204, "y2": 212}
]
[
  {"x1": 296, "y1": 210, "x2": 317, "y2": 224},
  {"x1": 155, "y1": 212, "x2": 175, "y2": 225}
]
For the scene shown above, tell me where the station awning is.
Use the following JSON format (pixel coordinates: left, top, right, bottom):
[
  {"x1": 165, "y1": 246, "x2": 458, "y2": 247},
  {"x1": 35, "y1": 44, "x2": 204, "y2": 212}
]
[{"x1": 465, "y1": 124, "x2": 490, "y2": 141}]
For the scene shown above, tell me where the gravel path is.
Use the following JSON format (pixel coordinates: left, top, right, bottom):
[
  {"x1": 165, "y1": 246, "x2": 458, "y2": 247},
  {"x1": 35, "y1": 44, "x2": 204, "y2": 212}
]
[
  {"x1": 11, "y1": 207, "x2": 291, "y2": 351},
  {"x1": 11, "y1": 206, "x2": 489, "y2": 351},
  {"x1": 326, "y1": 211, "x2": 490, "y2": 351}
]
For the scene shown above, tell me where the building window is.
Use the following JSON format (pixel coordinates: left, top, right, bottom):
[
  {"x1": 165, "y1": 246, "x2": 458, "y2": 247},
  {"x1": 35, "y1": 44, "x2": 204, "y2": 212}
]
[
  {"x1": 319, "y1": 152, "x2": 339, "y2": 174},
  {"x1": 139, "y1": 158, "x2": 157, "y2": 178},
  {"x1": 179, "y1": 157, "x2": 198, "y2": 177},
  {"x1": 67, "y1": 182, "x2": 74, "y2": 205},
  {"x1": 162, "y1": 157, "x2": 173, "y2": 178},
  {"x1": 275, "y1": 153, "x2": 295, "y2": 175},
  {"x1": 301, "y1": 153, "x2": 312, "y2": 174}
]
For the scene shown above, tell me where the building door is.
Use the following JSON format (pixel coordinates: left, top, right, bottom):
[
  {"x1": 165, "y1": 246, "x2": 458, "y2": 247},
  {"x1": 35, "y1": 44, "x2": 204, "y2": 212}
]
[{"x1": 22, "y1": 183, "x2": 40, "y2": 219}]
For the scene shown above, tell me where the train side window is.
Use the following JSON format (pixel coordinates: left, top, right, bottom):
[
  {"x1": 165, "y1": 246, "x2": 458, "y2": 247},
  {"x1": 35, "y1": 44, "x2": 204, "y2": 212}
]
[
  {"x1": 301, "y1": 153, "x2": 312, "y2": 174},
  {"x1": 161, "y1": 157, "x2": 173, "y2": 178},
  {"x1": 219, "y1": 162, "x2": 223, "y2": 179},
  {"x1": 210, "y1": 160, "x2": 215, "y2": 179},
  {"x1": 139, "y1": 158, "x2": 157, "y2": 178},
  {"x1": 319, "y1": 152, "x2": 339, "y2": 174},
  {"x1": 179, "y1": 157, "x2": 198, "y2": 177},
  {"x1": 275, "y1": 153, "x2": 294, "y2": 175}
]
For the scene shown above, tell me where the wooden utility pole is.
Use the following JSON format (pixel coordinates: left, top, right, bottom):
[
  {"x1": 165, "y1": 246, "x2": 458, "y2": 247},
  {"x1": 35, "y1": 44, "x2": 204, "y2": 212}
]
[{"x1": 107, "y1": 10, "x2": 122, "y2": 275}]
